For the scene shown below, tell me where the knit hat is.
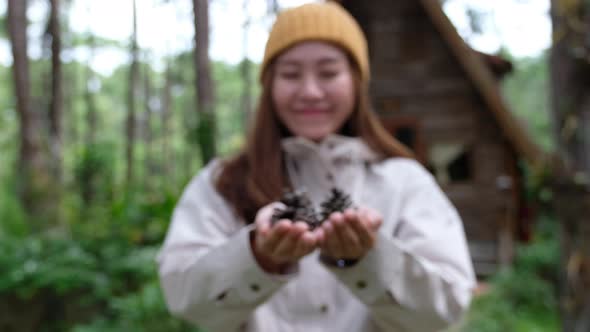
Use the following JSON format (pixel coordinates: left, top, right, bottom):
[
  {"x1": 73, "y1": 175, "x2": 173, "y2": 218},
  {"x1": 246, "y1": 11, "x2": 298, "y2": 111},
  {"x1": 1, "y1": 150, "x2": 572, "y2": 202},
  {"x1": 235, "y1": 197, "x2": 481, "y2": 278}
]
[{"x1": 260, "y1": 2, "x2": 369, "y2": 83}]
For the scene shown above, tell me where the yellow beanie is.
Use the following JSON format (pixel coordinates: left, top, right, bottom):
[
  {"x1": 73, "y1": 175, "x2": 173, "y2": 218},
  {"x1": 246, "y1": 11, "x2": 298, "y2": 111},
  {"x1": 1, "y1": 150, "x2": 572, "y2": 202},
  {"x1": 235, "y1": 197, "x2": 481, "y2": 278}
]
[{"x1": 260, "y1": 2, "x2": 369, "y2": 83}]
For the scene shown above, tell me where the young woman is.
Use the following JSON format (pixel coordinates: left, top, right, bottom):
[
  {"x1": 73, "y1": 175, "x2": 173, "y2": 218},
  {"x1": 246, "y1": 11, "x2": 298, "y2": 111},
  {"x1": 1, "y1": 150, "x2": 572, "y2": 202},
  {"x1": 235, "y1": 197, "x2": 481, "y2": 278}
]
[{"x1": 157, "y1": 2, "x2": 475, "y2": 331}]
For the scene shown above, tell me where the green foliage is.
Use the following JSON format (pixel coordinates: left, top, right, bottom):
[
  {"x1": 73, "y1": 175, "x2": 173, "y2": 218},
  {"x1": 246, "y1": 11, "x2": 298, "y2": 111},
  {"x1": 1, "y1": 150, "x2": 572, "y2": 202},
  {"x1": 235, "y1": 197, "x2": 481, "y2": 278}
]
[
  {"x1": 0, "y1": 235, "x2": 157, "y2": 299},
  {"x1": 0, "y1": 74, "x2": 28, "y2": 236},
  {"x1": 521, "y1": 159, "x2": 550, "y2": 198},
  {"x1": 213, "y1": 59, "x2": 259, "y2": 155},
  {"x1": 198, "y1": 110, "x2": 216, "y2": 161},
  {"x1": 459, "y1": 217, "x2": 560, "y2": 332},
  {"x1": 515, "y1": 216, "x2": 560, "y2": 280},
  {"x1": 0, "y1": 232, "x2": 164, "y2": 331},
  {"x1": 0, "y1": 65, "x2": 16, "y2": 156},
  {"x1": 68, "y1": 33, "x2": 126, "y2": 49},
  {"x1": 0, "y1": 178, "x2": 29, "y2": 237},
  {"x1": 462, "y1": 284, "x2": 559, "y2": 332},
  {"x1": 73, "y1": 141, "x2": 117, "y2": 206},
  {"x1": 0, "y1": 14, "x2": 6, "y2": 39},
  {"x1": 63, "y1": 165, "x2": 178, "y2": 247},
  {"x1": 106, "y1": 188, "x2": 178, "y2": 245},
  {"x1": 72, "y1": 281, "x2": 203, "y2": 332},
  {"x1": 502, "y1": 52, "x2": 554, "y2": 151},
  {"x1": 0, "y1": 237, "x2": 98, "y2": 297}
]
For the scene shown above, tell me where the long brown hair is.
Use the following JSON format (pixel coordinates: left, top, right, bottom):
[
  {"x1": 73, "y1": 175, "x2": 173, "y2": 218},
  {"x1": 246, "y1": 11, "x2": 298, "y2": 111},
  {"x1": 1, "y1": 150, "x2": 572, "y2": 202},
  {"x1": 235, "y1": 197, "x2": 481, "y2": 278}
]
[{"x1": 215, "y1": 57, "x2": 413, "y2": 224}]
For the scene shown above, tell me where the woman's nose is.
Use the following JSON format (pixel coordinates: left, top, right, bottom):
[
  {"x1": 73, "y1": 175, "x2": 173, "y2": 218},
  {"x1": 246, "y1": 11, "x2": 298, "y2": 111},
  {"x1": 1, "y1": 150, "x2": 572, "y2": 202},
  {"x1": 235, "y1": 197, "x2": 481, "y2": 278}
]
[{"x1": 299, "y1": 75, "x2": 324, "y2": 99}]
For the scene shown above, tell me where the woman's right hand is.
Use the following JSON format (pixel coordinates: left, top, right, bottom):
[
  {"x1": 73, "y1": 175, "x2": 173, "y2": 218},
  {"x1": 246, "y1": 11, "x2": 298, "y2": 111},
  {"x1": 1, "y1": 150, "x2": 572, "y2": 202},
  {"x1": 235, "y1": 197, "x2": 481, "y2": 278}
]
[{"x1": 251, "y1": 203, "x2": 324, "y2": 274}]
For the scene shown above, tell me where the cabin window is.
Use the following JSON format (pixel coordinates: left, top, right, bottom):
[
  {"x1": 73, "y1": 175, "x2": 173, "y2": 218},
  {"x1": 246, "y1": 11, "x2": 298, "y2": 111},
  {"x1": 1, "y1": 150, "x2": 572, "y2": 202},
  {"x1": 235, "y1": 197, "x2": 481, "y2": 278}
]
[
  {"x1": 380, "y1": 116, "x2": 426, "y2": 162},
  {"x1": 428, "y1": 143, "x2": 472, "y2": 185},
  {"x1": 448, "y1": 150, "x2": 472, "y2": 181},
  {"x1": 394, "y1": 126, "x2": 416, "y2": 151}
]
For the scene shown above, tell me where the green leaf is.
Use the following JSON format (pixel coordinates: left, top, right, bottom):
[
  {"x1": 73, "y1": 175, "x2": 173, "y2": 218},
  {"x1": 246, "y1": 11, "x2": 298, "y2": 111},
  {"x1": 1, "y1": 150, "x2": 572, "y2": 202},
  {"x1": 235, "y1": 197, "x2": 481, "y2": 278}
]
[{"x1": 0, "y1": 14, "x2": 6, "y2": 39}]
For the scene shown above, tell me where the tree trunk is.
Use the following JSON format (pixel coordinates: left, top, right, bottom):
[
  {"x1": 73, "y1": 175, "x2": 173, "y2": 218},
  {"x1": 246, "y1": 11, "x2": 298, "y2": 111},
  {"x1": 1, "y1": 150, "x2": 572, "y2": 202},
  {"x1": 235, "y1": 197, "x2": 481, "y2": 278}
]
[
  {"x1": 240, "y1": 0, "x2": 253, "y2": 133},
  {"x1": 79, "y1": 33, "x2": 99, "y2": 206},
  {"x1": 553, "y1": 183, "x2": 590, "y2": 332},
  {"x1": 549, "y1": 0, "x2": 590, "y2": 331},
  {"x1": 143, "y1": 64, "x2": 154, "y2": 184},
  {"x1": 85, "y1": 33, "x2": 98, "y2": 147},
  {"x1": 48, "y1": 0, "x2": 63, "y2": 181},
  {"x1": 161, "y1": 60, "x2": 173, "y2": 179},
  {"x1": 8, "y1": 0, "x2": 54, "y2": 227},
  {"x1": 550, "y1": 0, "x2": 590, "y2": 176},
  {"x1": 192, "y1": 0, "x2": 216, "y2": 165},
  {"x1": 126, "y1": 0, "x2": 139, "y2": 186}
]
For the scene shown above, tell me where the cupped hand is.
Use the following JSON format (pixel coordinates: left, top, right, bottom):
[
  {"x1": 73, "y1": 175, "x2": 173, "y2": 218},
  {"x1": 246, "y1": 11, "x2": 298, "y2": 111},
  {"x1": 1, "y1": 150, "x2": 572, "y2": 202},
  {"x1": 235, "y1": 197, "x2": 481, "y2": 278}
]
[
  {"x1": 320, "y1": 206, "x2": 382, "y2": 261},
  {"x1": 251, "y1": 202, "x2": 324, "y2": 273}
]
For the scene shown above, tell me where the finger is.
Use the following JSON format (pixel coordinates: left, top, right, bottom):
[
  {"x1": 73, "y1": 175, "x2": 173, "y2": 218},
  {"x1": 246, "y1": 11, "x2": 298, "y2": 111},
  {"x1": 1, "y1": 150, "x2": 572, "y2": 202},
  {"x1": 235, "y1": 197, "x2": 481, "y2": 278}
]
[
  {"x1": 356, "y1": 207, "x2": 382, "y2": 230},
  {"x1": 255, "y1": 202, "x2": 285, "y2": 236},
  {"x1": 325, "y1": 213, "x2": 350, "y2": 257},
  {"x1": 349, "y1": 209, "x2": 375, "y2": 249},
  {"x1": 337, "y1": 211, "x2": 363, "y2": 256},
  {"x1": 312, "y1": 227, "x2": 325, "y2": 245},
  {"x1": 321, "y1": 219, "x2": 340, "y2": 257},
  {"x1": 292, "y1": 231, "x2": 317, "y2": 258},
  {"x1": 368, "y1": 209, "x2": 383, "y2": 230},
  {"x1": 343, "y1": 210, "x2": 369, "y2": 251},
  {"x1": 261, "y1": 219, "x2": 291, "y2": 252},
  {"x1": 255, "y1": 213, "x2": 271, "y2": 237},
  {"x1": 273, "y1": 222, "x2": 307, "y2": 258}
]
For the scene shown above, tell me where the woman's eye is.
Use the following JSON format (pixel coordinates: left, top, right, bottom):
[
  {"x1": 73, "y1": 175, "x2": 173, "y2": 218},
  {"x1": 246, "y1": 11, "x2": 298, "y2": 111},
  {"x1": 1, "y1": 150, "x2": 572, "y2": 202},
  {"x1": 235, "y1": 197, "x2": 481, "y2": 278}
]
[
  {"x1": 319, "y1": 70, "x2": 339, "y2": 79},
  {"x1": 279, "y1": 71, "x2": 300, "y2": 80}
]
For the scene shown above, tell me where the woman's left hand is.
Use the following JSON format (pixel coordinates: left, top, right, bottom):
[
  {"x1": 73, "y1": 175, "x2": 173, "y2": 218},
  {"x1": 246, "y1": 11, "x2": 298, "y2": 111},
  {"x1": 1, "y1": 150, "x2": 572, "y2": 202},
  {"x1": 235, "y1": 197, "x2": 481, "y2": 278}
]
[{"x1": 320, "y1": 206, "x2": 383, "y2": 261}]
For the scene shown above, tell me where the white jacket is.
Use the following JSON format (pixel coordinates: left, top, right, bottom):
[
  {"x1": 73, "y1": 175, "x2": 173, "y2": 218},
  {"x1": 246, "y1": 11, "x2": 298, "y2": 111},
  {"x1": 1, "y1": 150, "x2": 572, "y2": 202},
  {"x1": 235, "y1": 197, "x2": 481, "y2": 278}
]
[{"x1": 157, "y1": 135, "x2": 476, "y2": 332}]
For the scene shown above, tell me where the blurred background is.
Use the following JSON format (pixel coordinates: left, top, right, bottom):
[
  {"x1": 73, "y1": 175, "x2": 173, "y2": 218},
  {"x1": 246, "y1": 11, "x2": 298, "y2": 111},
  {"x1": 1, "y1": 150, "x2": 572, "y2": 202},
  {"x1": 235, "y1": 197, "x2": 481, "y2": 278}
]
[{"x1": 1, "y1": 0, "x2": 589, "y2": 331}]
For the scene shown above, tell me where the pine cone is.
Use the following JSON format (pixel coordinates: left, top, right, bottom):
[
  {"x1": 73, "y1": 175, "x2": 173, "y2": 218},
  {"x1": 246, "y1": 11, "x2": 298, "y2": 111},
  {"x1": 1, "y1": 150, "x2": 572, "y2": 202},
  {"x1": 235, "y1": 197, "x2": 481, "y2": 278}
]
[
  {"x1": 271, "y1": 189, "x2": 320, "y2": 229},
  {"x1": 270, "y1": 188, "x2": 354, "y2": 230},
  {"x1": 319, "y1": 188, "x2": 353, "y2": 222}
]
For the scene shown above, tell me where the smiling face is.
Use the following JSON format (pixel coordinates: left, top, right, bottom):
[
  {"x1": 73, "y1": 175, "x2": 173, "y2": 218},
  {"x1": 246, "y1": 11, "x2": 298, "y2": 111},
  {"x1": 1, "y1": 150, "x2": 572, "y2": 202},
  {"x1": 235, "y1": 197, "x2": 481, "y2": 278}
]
[{"x1": 271, "y1": 41, "x2": 356, "y2": 142}]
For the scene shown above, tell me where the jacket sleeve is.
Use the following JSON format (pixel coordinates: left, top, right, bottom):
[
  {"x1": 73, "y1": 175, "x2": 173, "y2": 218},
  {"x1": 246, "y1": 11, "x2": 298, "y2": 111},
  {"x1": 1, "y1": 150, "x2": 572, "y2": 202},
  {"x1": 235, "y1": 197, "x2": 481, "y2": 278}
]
[
  {"x1": 156, "y1": 161, "x2": 296, "y2": 331},
  {"x1": 320, "y1": 160, "x2": 476, "y2": 332}
]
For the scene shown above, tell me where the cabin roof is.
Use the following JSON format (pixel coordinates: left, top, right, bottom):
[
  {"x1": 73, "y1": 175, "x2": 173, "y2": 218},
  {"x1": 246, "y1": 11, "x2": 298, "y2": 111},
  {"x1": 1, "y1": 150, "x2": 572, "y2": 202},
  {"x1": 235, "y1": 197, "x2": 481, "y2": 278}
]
[{"x1": 477, "y1": 51, "x2": 514, "y2": 79}]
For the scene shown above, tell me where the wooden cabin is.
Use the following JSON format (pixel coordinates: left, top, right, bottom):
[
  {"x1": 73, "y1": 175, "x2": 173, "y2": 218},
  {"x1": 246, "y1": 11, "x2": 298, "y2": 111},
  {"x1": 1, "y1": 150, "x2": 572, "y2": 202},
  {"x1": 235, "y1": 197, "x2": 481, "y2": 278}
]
[{"x1": 335, "y1": 0, "x2": 544, "y2": 276}]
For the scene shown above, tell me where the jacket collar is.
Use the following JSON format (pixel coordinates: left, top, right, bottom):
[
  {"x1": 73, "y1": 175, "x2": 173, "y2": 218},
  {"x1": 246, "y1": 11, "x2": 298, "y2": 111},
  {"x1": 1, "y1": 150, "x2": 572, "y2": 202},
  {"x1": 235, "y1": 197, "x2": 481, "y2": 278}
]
[{"x1": 280, "y1": 134, "x2": 379, "y2": 162}]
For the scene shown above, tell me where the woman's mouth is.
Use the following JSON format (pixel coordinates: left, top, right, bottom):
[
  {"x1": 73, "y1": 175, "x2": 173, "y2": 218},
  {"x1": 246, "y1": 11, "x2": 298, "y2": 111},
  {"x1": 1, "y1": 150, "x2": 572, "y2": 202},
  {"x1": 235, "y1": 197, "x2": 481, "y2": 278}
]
[{"x1": 297, "y1": 108, "x2": 329, "y2": 115}]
